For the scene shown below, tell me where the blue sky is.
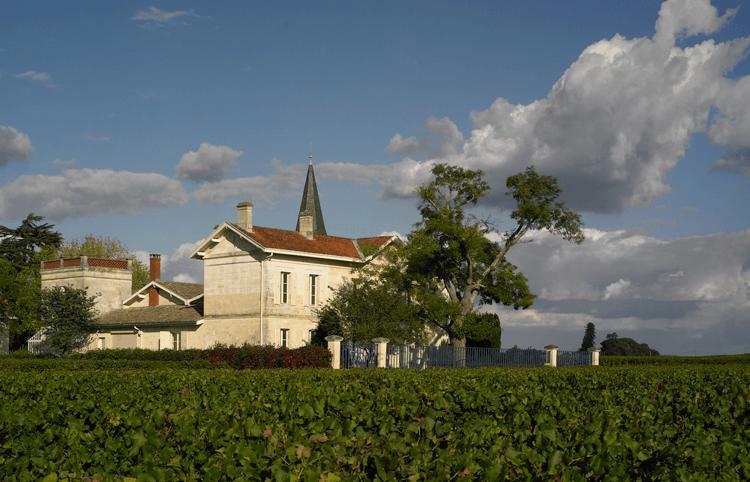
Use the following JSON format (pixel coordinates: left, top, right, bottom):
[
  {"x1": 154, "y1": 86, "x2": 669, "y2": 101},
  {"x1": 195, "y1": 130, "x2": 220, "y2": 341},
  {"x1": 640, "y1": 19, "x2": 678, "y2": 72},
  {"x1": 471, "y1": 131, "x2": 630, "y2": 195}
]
[{"x1": 1, "y1": 1, "x2": 749, "y2": 354}]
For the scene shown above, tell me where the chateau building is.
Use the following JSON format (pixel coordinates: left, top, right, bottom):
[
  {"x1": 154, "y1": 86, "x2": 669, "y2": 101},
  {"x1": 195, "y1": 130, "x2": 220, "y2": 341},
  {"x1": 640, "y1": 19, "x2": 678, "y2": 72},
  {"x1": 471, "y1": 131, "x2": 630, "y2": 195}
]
[{"x1": 39, "y1": 162, "x2": 395, "y2": 350}]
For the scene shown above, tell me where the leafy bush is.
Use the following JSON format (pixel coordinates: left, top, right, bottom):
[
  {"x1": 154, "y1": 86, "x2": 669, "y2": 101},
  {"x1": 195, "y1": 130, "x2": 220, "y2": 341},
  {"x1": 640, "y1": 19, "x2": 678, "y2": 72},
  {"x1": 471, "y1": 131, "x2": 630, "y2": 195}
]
[
  {"x1": 602, "y1": 354, "x2": 750, "y2": 366},
  {"x1": 2, "y1": 344, "x2": 333, "y2": 370},
  {"x1": 0, "y1": 366, "x2": 748, "y2": 480}
]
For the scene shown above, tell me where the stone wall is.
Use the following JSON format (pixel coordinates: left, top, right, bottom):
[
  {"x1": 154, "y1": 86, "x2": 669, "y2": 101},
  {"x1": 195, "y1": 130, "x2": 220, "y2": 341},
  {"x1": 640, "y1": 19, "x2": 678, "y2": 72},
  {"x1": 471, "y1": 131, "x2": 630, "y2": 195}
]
[{"x1": 41, "y1": 266, "x2": 132, "y2": 316}]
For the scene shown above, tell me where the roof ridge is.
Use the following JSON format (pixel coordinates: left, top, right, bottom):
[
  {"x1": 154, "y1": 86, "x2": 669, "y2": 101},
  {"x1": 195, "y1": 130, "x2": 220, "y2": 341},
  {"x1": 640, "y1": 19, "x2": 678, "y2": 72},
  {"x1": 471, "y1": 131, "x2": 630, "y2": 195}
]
[{"x1": 351, "y1": 239, "x2": 364, "y2": 259}]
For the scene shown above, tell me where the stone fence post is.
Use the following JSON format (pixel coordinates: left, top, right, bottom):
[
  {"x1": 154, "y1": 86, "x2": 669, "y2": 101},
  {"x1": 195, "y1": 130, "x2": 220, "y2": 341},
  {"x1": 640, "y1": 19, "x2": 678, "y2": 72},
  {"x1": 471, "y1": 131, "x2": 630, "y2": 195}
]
[
  {"x1": 544, "y1": 345, "x2": 558, "y2": 368},
  {"x1": 372, "y1": 337, "x2": 389, "y2": 368},
  {"x1": 588, "y1": 347, "x2": 601, "y2": 366},
  {"x1": 325, "y1": 335, "x2": 344, "y2": 369}
]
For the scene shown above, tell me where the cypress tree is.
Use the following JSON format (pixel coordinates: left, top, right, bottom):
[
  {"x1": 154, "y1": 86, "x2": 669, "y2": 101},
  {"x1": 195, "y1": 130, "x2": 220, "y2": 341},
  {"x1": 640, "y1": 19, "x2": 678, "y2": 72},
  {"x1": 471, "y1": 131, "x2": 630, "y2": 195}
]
[{"x1": 579, "y1": 322, "x2": 596, "y2": 351}]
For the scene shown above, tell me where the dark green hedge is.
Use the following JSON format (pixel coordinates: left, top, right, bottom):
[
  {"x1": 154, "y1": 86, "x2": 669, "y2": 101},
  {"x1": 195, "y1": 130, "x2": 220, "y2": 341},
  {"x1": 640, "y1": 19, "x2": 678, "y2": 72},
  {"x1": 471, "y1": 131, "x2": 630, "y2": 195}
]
[
  {"x1": 601, "y1": 354, "x2": 750, "y2": 366},
  {"x1": 0, "y1": 344, "x2": 332, "y2": 370}
]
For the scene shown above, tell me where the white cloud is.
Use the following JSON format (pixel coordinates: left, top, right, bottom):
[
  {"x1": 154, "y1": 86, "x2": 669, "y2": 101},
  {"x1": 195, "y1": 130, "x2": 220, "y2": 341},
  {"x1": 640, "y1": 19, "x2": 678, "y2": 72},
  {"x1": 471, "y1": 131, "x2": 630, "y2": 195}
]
[
  {"x1": 83, "y1": 132, "x2": 111, "y2": 142},
  {"x1": 316, "y1": 158, "x2": 435, "y2": 198},
  {"x1": 386, "y1": 134, "x2": 420, "y2": 157},
  {"x1": 603, "y1": 278, "x2": 633, "y2": 300},
  {"x1": 161, "y1": 241, "x2": 204, "y2": 284},
  {"x1": 176, "y1": 143, "x2": 242, "y2": 182},
  {"x1": 386, "y1": 116, "x2": 464, "y2": 159},
  {"x1": 15, "y1": 70, "x2": 56, "y2": 88},
  {"x1": 51, "y1": 159, "x2": 76, "y2": 168},
  {"x1": 131, "y1": 6, "x2": 193, "y2": 24},
  {"x1": 0, "y1": 168, "x2": 188, "y2": 220},
  {"x1": 497, "y1": 228, "x2": 750, "y2": 354},
  {"x1": 192, "y1": 158, "x2": 304, "y2": 204},
  {"x1": 358, "y1": 0, "x2": 750, "y2": 213},
  {"x1": 173, "y1": 273, "x2": 197, "y2": 283},
  {"x1": 0, "y1": 126, "x2": 32, "y2": 167}
]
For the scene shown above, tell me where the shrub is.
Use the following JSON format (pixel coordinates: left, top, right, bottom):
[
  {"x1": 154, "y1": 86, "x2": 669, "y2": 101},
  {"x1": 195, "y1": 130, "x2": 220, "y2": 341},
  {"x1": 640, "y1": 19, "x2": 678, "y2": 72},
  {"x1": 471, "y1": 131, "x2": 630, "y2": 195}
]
[{"x1": 65, "y1": 344, "x2": 333, "y2": 369}]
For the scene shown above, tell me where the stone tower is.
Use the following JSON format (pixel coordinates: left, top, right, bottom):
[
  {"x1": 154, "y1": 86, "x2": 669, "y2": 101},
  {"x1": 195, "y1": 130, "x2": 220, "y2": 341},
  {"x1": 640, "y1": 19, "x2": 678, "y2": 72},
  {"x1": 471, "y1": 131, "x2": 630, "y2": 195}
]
[{"x1": 40, "y1": 257, "x2": 133, "y2": 316}]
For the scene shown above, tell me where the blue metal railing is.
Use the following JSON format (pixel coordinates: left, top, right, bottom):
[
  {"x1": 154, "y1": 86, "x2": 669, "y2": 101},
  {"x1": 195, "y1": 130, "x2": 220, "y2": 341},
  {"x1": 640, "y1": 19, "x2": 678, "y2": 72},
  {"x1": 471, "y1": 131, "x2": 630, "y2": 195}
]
[
  {"x1": 384, "y1": 344, "x2": 547, "y2": 369},
  {"x1": 557, "y1": 350, "x2": 591, "y2": 367}
]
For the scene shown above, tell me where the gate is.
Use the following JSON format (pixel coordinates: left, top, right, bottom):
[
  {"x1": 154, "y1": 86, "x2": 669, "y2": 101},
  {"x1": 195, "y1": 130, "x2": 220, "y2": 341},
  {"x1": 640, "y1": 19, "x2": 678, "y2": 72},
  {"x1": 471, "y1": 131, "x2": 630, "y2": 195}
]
[{"x1": 341, "y1": 342, "x2": 377, "y2": 368}]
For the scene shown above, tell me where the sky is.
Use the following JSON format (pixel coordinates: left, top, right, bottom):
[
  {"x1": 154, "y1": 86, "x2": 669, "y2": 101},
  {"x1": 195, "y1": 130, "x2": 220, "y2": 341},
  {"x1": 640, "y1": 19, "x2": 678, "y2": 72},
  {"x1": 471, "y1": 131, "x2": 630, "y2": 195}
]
[{"x1": 1, "y1": 0, "x2": 749, "y2": 355}]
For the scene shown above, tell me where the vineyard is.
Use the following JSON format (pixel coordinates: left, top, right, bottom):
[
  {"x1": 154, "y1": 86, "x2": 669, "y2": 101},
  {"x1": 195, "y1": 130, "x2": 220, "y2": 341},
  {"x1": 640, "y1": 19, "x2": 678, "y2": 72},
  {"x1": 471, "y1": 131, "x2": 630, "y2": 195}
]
[{"x1": 1, "y1": 363, "x2": 748, "y2": 480}]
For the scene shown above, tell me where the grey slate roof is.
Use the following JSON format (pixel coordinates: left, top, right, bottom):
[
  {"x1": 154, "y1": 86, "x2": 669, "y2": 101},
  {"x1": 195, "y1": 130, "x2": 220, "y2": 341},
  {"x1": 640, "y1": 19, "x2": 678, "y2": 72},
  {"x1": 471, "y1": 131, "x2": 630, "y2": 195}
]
[
  {"x1": 295, "y1": 163, "x2": 327, "y2": 236},
  {"x1": 95, "y1": 305, "x2": 203, "y2": 326},
  {"x1": 156, "y1": 280, "x2": 203, "y2": 301}
]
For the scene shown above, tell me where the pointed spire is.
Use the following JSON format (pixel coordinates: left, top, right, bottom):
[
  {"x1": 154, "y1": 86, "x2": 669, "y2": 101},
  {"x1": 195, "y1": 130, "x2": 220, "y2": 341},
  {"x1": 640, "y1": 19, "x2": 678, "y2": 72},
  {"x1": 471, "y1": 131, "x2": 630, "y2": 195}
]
[{"x1": 296, "y1": 155, "x2": 327, "y2": 236}]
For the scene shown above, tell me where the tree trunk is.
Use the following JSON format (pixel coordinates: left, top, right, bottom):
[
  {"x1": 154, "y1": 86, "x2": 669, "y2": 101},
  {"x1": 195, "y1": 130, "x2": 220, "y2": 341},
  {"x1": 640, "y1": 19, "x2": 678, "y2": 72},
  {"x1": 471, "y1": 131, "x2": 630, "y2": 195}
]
[{"x1": 451, "y1": 336, "x2": 467, "y2": 368}]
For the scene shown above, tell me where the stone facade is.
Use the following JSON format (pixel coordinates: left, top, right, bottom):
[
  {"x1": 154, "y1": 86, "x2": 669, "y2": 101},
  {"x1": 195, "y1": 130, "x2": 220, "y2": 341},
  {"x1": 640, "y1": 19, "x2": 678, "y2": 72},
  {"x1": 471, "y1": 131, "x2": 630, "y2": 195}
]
[
  {"x1": 40, "y1": 257, "x2": 133, "y2": 316},
  {"x1": 40, "y1": 163, "x2": 396, "y2": 352}
]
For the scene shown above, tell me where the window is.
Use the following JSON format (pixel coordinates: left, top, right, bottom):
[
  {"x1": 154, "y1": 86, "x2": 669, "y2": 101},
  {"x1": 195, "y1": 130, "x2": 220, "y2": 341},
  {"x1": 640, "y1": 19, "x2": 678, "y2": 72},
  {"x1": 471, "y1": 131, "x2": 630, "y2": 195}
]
[
  {"x1": 280, "y1": 328, "x2": 290, "y2": 348},
  {"x1": 309, "y1": 274, "x2": 318, "y2": 305},
  {"x1": 280, "y1": 272, "x2": 290, "y2": 304},
  {"x1": 171, "y1": 331, "x2": 180, "y2": 351},
  {"x1": 97, "y1": 337, "x2": 105, "y2": 350}
]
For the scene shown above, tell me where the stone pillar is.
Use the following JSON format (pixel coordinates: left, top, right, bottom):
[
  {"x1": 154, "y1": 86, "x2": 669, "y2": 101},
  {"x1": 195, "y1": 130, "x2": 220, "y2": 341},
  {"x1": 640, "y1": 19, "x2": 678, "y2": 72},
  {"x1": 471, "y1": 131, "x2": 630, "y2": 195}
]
[
  {"x1": 588, "y1": 347, "x2": 601, "y2": 366},
  {"x1": 325, "y1": 335, "x2": 344, "y2": 369},
  {"x1": 372, "y1": 337, "x2": 389, "y2": 368},
  {"x1": 544, "y1": 345, "x2": 558, "y2": 368},
  {"x1": 80, "y1": 255, "x2": 88, "y2": 268}
]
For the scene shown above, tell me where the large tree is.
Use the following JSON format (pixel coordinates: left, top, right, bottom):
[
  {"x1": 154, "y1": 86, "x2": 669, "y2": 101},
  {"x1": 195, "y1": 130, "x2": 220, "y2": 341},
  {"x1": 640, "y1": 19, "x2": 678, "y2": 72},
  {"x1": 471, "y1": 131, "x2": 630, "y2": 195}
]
[
  {"x1": 313, "y1": 277, "x2": 425, "y2": 345},
  {"x1": 402, "y1": 164, "x2": 583, "y2": 359},
  {"x1": 51, "y1": 235, "x2": 149, "y2": 291},
  {"x1": 0, "y1": 214, "x2": 62, "y2": 272},
  {"x1": 39, "y1": 285, "x2": 97, "y2": 356},
  {"x1": 579, "y1": 322, "x2": 596, "y2": 352},
  {"x1": 601, "y1": 332, "x2": 659, "y2": 356},
  {"x1": 0, "y1": 214, "x2": 62, "y2": 349}
]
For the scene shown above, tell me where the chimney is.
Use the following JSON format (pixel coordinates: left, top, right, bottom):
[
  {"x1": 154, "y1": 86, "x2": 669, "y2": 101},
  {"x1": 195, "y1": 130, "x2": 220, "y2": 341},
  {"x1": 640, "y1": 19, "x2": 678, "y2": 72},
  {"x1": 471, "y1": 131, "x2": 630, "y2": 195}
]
[
  {"x1": 298, "y1": 212, "x2": 314, "y2": 239},
  {"x1": 237, "y1": 201, "x2": 253, "y2": 231},
  {"x1": 149, "y1": 254, "x2": 161, "y2": 307}
]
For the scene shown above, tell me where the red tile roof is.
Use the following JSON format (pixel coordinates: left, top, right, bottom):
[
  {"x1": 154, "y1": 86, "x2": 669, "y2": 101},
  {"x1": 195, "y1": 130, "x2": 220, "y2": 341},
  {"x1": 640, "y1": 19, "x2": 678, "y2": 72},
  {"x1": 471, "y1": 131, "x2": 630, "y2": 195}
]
[
  {"x1": 230, "y1": 224, "x2": 392, "y2": 259},
  {"x1": 356, "y1": 236, "x2": 395, "y2": 253}
]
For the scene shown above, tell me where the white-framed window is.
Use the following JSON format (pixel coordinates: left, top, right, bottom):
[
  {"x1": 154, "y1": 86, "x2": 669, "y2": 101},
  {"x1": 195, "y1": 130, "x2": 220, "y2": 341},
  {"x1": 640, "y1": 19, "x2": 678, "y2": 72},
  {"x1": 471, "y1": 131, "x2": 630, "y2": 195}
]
[
  {"x1": 97, "y1": 337, "x2": 105, "y2": 350},
  {"x1": 280, "y1": 272, "x2": 290, "y2": 304},
  {"x1": 171, "y1": 331, "x2": 181, "y2": 351},
  {"x1": 309, "y1": 274, "x2": 319, "y2": 305},
  {"x1": 280, "y1": 328, "x2": 290, "y2": 348}
]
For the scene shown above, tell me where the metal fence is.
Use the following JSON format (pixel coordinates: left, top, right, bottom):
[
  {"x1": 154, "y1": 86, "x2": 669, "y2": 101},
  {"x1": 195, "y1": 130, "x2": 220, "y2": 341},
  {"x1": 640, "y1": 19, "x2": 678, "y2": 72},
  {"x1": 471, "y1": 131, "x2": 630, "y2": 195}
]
[
  {"x1": 384, "y1": 344, "x2": 547, "y2": 369},
  {"x1": 27, "y1": 330, "x2": 49, "y2": 355},
  {"x1": 341, "y1": 342, "x2": 378, "y2": 368},
  {"x1": 557, "y1": 350, "x2": 591, "y2": 367}
]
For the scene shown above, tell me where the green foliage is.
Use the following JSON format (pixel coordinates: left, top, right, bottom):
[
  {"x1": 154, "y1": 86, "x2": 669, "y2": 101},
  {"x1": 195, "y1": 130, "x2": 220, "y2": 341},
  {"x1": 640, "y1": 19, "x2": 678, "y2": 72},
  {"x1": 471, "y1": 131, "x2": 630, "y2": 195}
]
[
  {"x1": 52, "y1": 234, "x2": 149, "y2": 292},
  {"x1": 0, "y1": 214, "x2": 62, "y2": 350},
  {"x1": 601, "y1": 332, "x2": 659, "y2": 356},
  {"x1": 313, "y1": 278, "x2": 425, "y2": 345},
  {"x1": 579, "y1": 322, "x2": 596, "y2": 352},
  {"x1": 0, "y1": 345, "x2": 332, "y2": 370},
  {"x1": 602, "y1": 354, "x2": 750, "y2": 366},
  {"x1": 462, "y1": 312, "x2": 502, "y2": 348},
  {"x1": 399, "y1": 164, "x2": 583, "y2": 345},
  {"x1": 39, "y1": 286, "x2": 97, "y2": 356},
  {"x1": 0, "y1": 366, "x2": 748, "y2": 479},
  {"x1": 0, "y1": 214, "x2": 62, "y2": 272}
]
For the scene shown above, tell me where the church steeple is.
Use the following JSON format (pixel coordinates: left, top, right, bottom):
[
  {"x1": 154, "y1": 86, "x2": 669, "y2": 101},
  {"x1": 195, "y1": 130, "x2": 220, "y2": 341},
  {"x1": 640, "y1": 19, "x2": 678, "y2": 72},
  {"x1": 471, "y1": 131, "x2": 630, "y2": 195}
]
[{"x1": 296, "y1": 155, "x2": 327, "y2": 237}]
